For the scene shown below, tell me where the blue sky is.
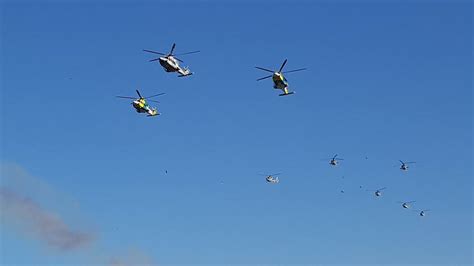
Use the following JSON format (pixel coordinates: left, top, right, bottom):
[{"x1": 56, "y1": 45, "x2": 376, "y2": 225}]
[{"x1": 1, "y1": 1, "x2": 472, "y2": 265}]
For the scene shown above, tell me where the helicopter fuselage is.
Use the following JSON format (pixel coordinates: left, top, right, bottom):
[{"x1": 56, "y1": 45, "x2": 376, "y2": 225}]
[
  {"x1": 266, "y1": 175, "x2": 279, "y2": 183},
  {"x1": 132, "y1": 100, "x2": 158, "y2": 116},
  {"x1": 272, "y1": 73, "x2": 289, "y2": 91},
  {"x1": 158, "y1": 56, "x2": 192, "y2": 77}
]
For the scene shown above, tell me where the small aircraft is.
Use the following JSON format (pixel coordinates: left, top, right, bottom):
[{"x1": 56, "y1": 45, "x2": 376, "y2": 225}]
[
  {"x1": 324, "y1": 154, "x2": 344, "y2": 166},
  {"x1": 255, "y1": 59, "x2": 306, "y2": 96},
  {"x1": 399, "y1": 160, "x2": 416, "y2": 171},
  {"x1": 143, "y1": 43, "x2": 199, "y2": 77},
  {"x1": 259, "y1": 173, "x2": 281, "y2": 184},
  {"x1": 398, "y1": 201, "x2": 416, "y2": 209},
  {"x1": 116, "y1": 89, "x2": 165, "y2": 117},
  {"x1": 367, "y1": 187, "x2": 386, "y2": 197},
  {"x1": 414, "y1": 209, "x2": 431, "y2": 216}
]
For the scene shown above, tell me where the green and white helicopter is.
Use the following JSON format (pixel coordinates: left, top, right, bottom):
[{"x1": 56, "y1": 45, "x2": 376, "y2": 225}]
[
  {"x1": 255, "y1": 59, "x2": 306, "y2": 96},
  {"x1": 116, "y1": 89, "x2": 165, "y2": 117}
]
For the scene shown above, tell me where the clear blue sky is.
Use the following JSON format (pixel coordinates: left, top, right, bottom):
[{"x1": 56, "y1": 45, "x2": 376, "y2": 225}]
[{"x1": 1, "y1": 1, "x2": 472, "y2": 265}]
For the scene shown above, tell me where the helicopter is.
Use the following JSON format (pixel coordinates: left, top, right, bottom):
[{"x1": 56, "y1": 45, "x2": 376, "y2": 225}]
[
  {"x1": 398, "y1": 201, "x2": 416, "y2": 209},
  {"x1": 116, "y1": 89, "x2": 165, "y2": 117},
  {"x1": 399, "y1": 160, "x2": 416, "y2": 171},
  {"x1": 259, "y1": 173, "x2": 281, "y2": 184},
  {"x1": 367, "y1": 187, "x2": 386, "y2": 197},
  {"x1": 414, "y1": 209, "x2": 431, "y2": 216},
  {"x1": 323, "y1": 154, "x2": 344, "y2": 166},
  {"x1": 143, "y1": 43, "x2": 199, "y2": 77},
  {"x1": 255, "y1": 59, "x2": 306, "y2": 96}
]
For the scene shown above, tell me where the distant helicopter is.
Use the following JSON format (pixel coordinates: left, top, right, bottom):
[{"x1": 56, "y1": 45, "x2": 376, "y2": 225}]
[
  {"x1": 367, "y1": 187, "x2": 386, "y2": 197},
  {"x1": 398, "y1": 201, "x2": 416, "y2": 209},
  {"x1": 414, "y1": 209, "x2": 431, "y2": 216},
  {"x1": 116, "y1": 89, "x2": 165, "y2": 117},
  {"x1": 143, "y1": 43, "x2": 199, "y2": 77},
  {"x1": 323, "y1": 154, "x2": 344, "y2": 166},
  {"x1": 399, "y1": 160, "x2": 416, "y2": 171},
  {"x1": 255, "y1": 59, "x2": 306, "y2": 96},
  {"x1": 259, "y1": 173, "x2": 281, "y2": 184}
]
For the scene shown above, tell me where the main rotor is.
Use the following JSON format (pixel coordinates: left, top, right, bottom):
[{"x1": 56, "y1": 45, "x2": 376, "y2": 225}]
[
  {"x1": 255, "y1": 59, "x2": 306, "y2": 81},
  {"x1": 143, "y1": 43, "x2": 200, "y2": 63},
  {"x1": 116, "y1": 89, "x2": 166, "y2": 103}
]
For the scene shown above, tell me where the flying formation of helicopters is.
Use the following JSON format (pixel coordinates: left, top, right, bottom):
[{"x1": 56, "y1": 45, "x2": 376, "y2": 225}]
[
  {"x1": 324, "y1": 155, "x2": 431, "y2": 217},
  {"x1": 116, "y1": 42, "x2": 431, "y2": 218}
]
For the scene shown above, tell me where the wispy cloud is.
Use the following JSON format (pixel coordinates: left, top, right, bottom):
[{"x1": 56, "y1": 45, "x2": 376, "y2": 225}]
[
  {"x1": 0, "y1": 187, "x2": 94, "y2": 251},
  {"x1": 0, "y1": 162, "x2": 94, "y2": 251},
  {"x1": 0, "y1": 162, "x2": 155, "y2": 263}
]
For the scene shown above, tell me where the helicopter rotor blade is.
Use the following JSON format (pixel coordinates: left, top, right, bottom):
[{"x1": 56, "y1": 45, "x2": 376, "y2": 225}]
[
  {"x1": 145, "y1": 92, "x2": 166, "y2": 99},
  {"x1": 169, "y1": 43, "x2": 176, "y2": 55},
  {"x1": 116, "y1": 96, "x2": 136, "y2": 100},
  {"x1": 143, "y1": 49, "x2": 165, "y2": 55},
  {"x1": 282, "y1": 68, "x2": 307, "y2": 74},
  {"x1": 399, "y1": 160, "x2": 404, "y2": 164},
  {"x1": 149, "y1": 58, "x2": 161, "y2": 62},
  {"x1": 175, "y1": 50, "x2": 200, "y2": 56},
  {"x1": 278, "y1": 59, "x2": 287, "y2": 73},
  {"x1": 258, "y1": 173, "x2": 271, "y2": 176},
  {"x1": 256, "y1": 75, "x2": 273, "y2": 81},
  {"x1": 333, "y1": 154, "x2": 338, "y2": 159},
  {"x1": 173, "y1": 56, "x2": 184, "y2": 63},
  {"x1": 255, "y1": 66, "x2": 275, "y2": 73},
  {"x1": 136, "y1": 90, "x2": 143, "y2": 99}
]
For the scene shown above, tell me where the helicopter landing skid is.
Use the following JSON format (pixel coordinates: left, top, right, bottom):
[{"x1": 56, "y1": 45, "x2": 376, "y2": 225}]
[
  {"x1": 178, "y1": 73, "x2": 193, "y2": 77},
  {"x1": 279, "y1": 92, "x2": 295, "y2": 96}
]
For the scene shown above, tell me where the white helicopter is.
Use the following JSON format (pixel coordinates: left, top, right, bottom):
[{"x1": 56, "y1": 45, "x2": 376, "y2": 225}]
[
  {"x1": 143, "y1": 43, "x2": 199, "y2": 77},
  {"x1": 259, "y1": 173, "x2": 281, "y2": 184},
  {"x1": 399, "y1": 160, "x2": 416, "y2": 171},
  {"x1": 398, "y1": 201, "x2": 416, "y2": 209},
  {"x1": 255, "y1": 59, "x2": 306, "y2": 96},
  {"x1": 323, "y1": 154, "x2": 344, "y2": 166},
  {"x1": 367, "y1": 187, "x2": 386, "y2": 197}
]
